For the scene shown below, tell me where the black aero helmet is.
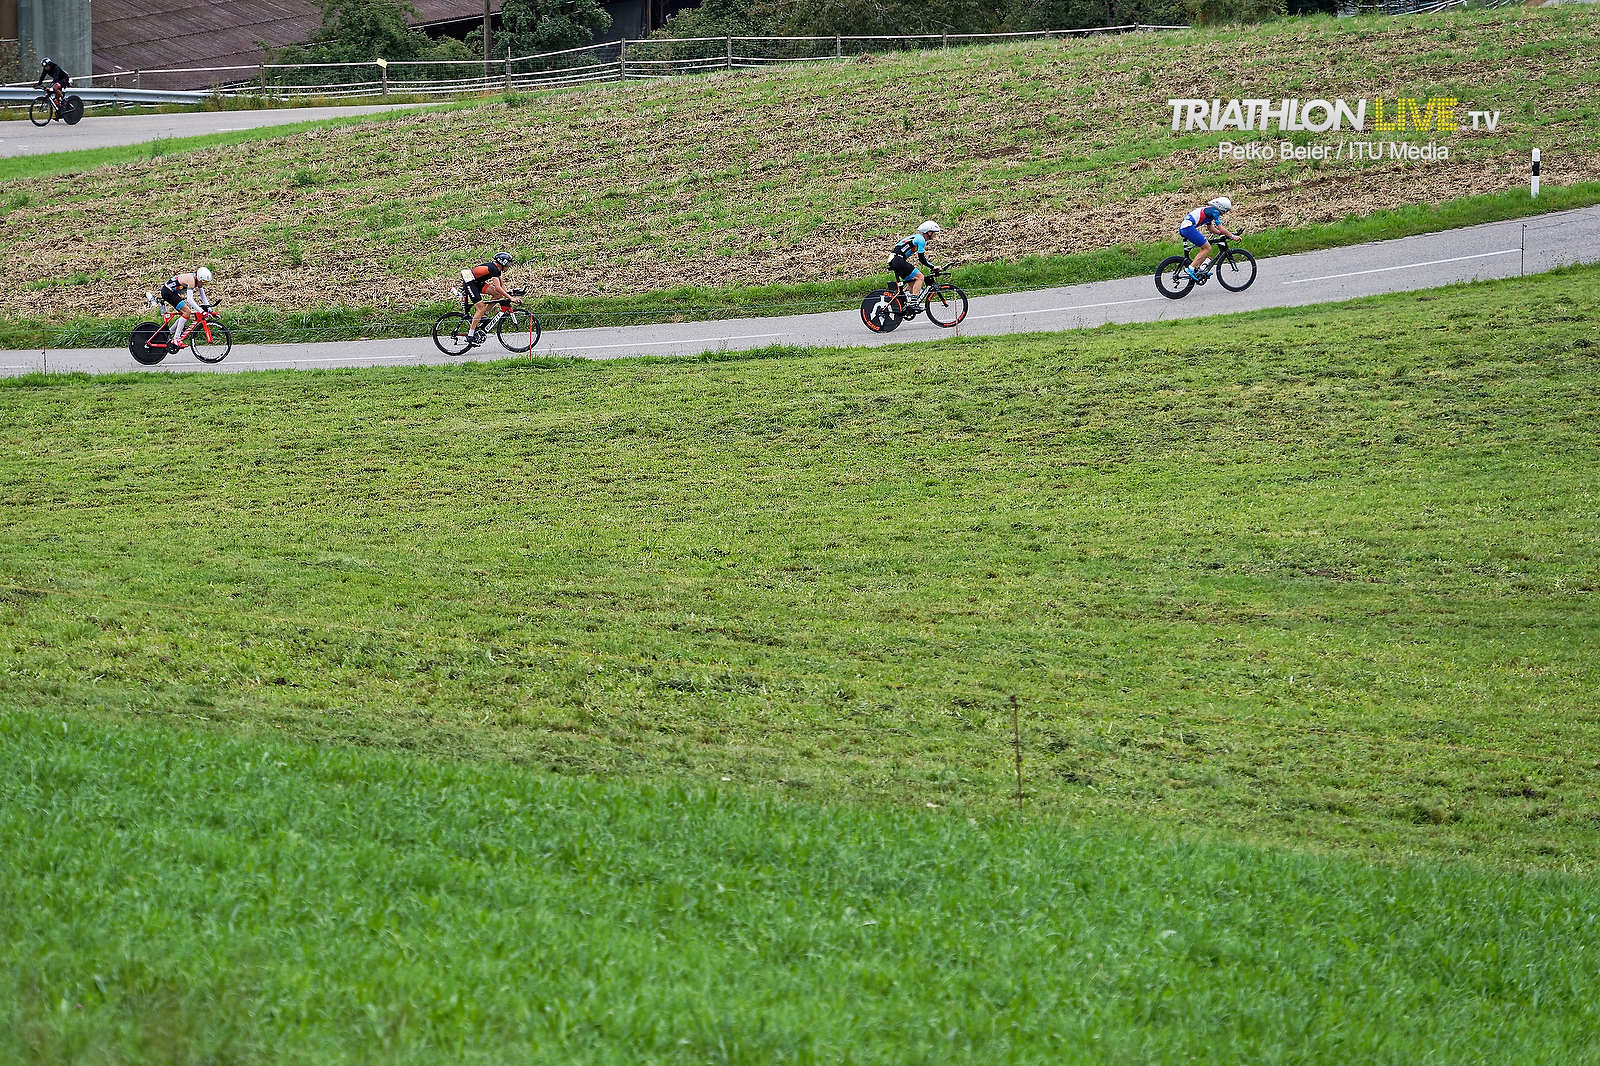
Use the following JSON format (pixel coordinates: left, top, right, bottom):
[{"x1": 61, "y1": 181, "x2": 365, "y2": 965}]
[{"x1": 493, "y1": 252, "x2": 514, "y2": 268}]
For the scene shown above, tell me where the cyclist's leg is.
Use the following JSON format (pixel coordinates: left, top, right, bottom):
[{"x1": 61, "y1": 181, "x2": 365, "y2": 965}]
[
  {"x1": 466, "y1": 283, "x2": 490, "y2": 330},
  {"x1": 471, "y1": 280, "x2": 508, "y2": 331},
  {"x1": 1179, "y1": 225, "x2": 1210, "y2": 276},
  {"x1": 889, "y1": 255, "x2": 915, "y2": 298},
  {"x1": 170, "y1": 295, "x2": 202, "y2": 346}
]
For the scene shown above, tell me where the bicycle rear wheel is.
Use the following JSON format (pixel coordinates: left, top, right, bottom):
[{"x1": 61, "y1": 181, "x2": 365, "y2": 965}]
[
  {"x1": 432, "y1": 312, "x2": 472, "y2": 356},
  {"x1": 191, "y1": 322, "x2": 232, "y2": 363},
  {"x1": 60, "y1": 96, "x2": 84, "y2": 125},
  {"x1": 28, "y1": 97, "x2": 52, "y2": 127},
  {"x1": 860, "y1": 290, "x2": 903, "y2": 333},
  {"x1": 496, "y1": 308, "x2": 541, "y2": 353},
  {"x1": 128, "y1": 322, "x2": 167, "y2": 365},
  {"x1": 924, "y1": 284, "x2": 968, "y2": 328},
  {"x1": 1155, "y1": 255, "x2": 1194, "y2": 299},
  {"x1": 1215, "y1": 249, "x2": 1257, "y2": 292}
]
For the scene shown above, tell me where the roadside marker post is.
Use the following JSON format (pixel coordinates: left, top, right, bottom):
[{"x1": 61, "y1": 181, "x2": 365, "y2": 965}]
[
  {"x1": 1531, "y1": 148, "x2": 1540, "y2": 197},
  {"x1": 376, "y1": 56, "x2": 388, "y2": 96}
]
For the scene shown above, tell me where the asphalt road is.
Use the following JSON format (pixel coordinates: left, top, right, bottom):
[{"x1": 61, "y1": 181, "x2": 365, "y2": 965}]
[
  {"x1": 7, "y1": 205, "x2": 1597, "y2": 378},
  {"x1": 0, "y1": 103, "x2": 431, "y2": 157}
]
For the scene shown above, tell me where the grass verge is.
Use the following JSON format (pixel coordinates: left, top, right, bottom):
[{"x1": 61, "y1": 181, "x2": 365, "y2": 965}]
[
  {"x1": 4, "y1": 708, "x2": 1598, "y2": 1064},
  {"x1": 2, "y1": 268, "x2": 1598, "y2": 869}
]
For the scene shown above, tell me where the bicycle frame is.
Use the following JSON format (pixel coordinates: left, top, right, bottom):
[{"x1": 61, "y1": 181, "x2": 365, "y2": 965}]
[
  {"x1": 453, "y1": 285, "x2": 522, "y2": 329},
  {"x1": 1182, "y1": 234, "x2": 1234, "y2": 263},
  {"x1": 147, "y1": 306, "x2": 220, "y2": 350}
]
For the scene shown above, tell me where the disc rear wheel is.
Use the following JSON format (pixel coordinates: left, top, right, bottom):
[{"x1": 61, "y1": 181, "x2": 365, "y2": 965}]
[
  {"x1": 128, "y1": 322, "x2": 167, "y2": 365},
  {"x1": 860, "y1": 290, "x2": 904, "y2": 333},
  {"x1": 60, "y1": 96, "x2": 84, "y2": 125}
]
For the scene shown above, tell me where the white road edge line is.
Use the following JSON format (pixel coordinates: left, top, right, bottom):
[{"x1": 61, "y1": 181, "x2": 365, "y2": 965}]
[
  {"x1": 1281, "y1": 249, "x2": 1519, "y2": 286},
  {"x1": 544, "y1": 331, "x2": 788, "y2": 352},
  {"x1": 968, "y1": 295, "x2": 1164, "y2": 321}
]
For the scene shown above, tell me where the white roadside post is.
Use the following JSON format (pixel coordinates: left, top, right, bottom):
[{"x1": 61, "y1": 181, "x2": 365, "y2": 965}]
[
  {"x1": 376, "y1": 56, "x2": 388, "y2": 96},
  {"x1": 1531, "y1": 148, "x2": 1540, "y2": 197}
]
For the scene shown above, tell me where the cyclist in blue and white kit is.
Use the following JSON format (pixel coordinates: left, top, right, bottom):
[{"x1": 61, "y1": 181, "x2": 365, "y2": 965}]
[
  {"x1": 889, "y1": 220, "x2": 942, "y2": 306},
  {"x1": 1178, "y1": 197, "x2": 1237, "y2": 282}
]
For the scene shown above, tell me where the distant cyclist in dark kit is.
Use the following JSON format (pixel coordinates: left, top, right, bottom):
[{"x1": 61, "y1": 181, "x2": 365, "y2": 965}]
[{"x1": 36, "y1": 57, "x2": 72, "y2": 100}]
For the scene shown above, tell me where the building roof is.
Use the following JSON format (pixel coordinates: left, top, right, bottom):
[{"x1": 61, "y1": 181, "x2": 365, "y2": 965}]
[{"x1": 92, "y1": 0, "x2": 502, "y2": 90}]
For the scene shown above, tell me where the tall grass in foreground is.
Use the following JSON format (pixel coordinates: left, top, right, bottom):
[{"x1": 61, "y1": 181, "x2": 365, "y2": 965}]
[{"x1": 3, "y1": 708, "x2": 1597, "y2": 1065}]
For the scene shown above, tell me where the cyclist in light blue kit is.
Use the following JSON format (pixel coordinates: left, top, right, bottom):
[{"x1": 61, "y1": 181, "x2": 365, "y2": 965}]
[
  {"x1": 1178, "y1": 197, "x2": 1237, "y2": 282},
  {"x1": 888, "y1": 221, "x2": 942, "y2": 307}
]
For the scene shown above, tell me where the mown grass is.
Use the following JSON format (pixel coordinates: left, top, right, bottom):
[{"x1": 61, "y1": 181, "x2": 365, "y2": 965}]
[
  {"x1": 4, "y1": 708, "x2": 1599, "y2": 1064},
  {"x1": 3, "y1": 268, "x2": 1598, "y2": 870},
  {"x1": 7, "y1": 181, "x2": 1597, "y2": 349},
  {"x1": 2, "y1": 7, "x2": 1597, "y2": 330}
]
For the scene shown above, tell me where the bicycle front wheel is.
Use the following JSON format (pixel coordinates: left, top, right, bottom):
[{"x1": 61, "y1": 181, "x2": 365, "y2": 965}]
[
  {"x1": 191, "y1": 322, "x2": 232, "y2": 363},
  {"x1": 924, "y1": 284, "x2": 968, "y2": 328},
  {"x1": 29, "y1": 97, "x2": 52, "y2": 127},
  {"x1": 497, "y1": 308, "x2": 541, "y2": 353},
  {"x1": 432, "y1": 312, "x2": 471, "y2": 356},
  {"x1": 1215, "y1": 249, "x2": 1257, "y2": 292},
  {"x1": 1155, "y1": 255, "x2": 1194, "y2": 299}
]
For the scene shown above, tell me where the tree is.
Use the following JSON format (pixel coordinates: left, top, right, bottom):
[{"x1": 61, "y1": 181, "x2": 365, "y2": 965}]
[
  {"x1": 271, "y1": 0, "x2": 474, "y2": 85},
  {"x1": 484, "y1": 0, "x2": 613, "y2": 57}
]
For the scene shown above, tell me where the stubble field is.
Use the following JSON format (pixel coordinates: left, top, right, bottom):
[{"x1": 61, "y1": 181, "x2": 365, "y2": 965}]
[{"x1": 2, "y1": 7, "x2": 1597, "y2": 324}]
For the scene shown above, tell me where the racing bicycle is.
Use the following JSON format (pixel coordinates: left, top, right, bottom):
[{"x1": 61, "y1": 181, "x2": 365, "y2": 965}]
[
  {"x1": 860, "y1": 264, "x2": 968, "y2": 333},
  {"x1": 128, "y1": 295, "x2": 232, "y2": 364},
  {"x1": 30, "y1": 84, "x2": 84, "y2": 126},
  {"x1": 1154, "y1": 232, "x2": 1256, "y2": 299},
  {"x1": 432, "y1": 286, "x2": 541, "y2": 356}
]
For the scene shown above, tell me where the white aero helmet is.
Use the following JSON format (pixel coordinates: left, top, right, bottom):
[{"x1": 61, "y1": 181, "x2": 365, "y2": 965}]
[
  {"x1": 196, "y1": 266, "x2": 213, "y2": 284},
  {"x1": 918, "y1": 220, "x2": 941, "y2": 234},
  {"x1": 1208, "y1": 196, "x2": 1232, "y2": 213}
]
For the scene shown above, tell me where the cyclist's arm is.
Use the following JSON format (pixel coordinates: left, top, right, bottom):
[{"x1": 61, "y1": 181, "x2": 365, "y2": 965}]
[{"x1": 193, "y1": 286, "x2": 211, "y2": 309}]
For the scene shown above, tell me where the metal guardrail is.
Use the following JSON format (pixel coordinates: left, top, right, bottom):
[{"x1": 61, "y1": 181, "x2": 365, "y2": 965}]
[{"x1": 0, "y1": 86, "x2": 205, "y2": 105}]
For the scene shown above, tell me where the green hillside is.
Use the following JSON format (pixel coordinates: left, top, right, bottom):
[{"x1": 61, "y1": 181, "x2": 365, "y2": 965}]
[
  {"x1": 2, "y1": 6, "x2": 1597, "y2": 335},
  {"x1": 3, "y1": 268, "x2": 1597, "y2": 870}
]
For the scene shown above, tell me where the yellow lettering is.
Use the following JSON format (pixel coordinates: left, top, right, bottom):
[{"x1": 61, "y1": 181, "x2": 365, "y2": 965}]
[{"x1": 1374, "y1": 98, "x2": 1398, "y2": 133}]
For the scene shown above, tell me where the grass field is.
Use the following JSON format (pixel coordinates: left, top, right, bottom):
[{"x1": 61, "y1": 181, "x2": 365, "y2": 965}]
[
  {"x1": 4, "y1": 267, "x2": 1599, "y2": 1061},
  {"x1": 2, "y1": 6, "x2": 1598, "y2": 337},
  {"x1": 3, "y1": 267, "x2": 1597, "y2": 871},
  {"x1": 5, "y1": 708, "x2": 1598, "y2": 1064}
]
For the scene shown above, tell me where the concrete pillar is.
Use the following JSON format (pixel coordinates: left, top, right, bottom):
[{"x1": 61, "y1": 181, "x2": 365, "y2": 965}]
[{"x1": 17, "y1": 0, "x2": 91, "y2": 76}]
